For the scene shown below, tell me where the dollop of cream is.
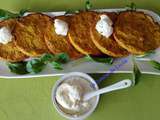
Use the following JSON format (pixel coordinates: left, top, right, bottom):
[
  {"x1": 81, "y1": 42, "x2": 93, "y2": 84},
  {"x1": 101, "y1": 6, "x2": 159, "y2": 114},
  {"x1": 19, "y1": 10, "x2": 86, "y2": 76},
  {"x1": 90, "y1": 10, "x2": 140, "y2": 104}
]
[
  {"x1": 95, "y1": 15, "x2": 113, "y2": 38},
  {"x1": 56, "y1": 83, "x2": 83, "y2": 111},
  {"x1": 54, "y1": 19, "x2": 69, "y2": 36},
  {"x1": 55, "y1": 76, "x2": 97, "y2": 116},
  {"x1": 0, "y1": 27, "x2": 12, "y2": 44},
  {"x1": 55, "y1": 76, "x2": 96, "y2": 115}
]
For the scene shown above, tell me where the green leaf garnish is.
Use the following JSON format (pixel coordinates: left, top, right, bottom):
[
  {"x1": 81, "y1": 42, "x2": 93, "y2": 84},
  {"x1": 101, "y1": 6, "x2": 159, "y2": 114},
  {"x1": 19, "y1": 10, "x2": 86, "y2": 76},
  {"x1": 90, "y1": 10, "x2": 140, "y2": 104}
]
[
  {"x1": 40, "y1": 53, "x2": 55, "y2": 63},
  {"x1": 19, "y1": 9, "x2": 28, "y2": 17},
  {"x1": 86, "y1": 55, "x2": 114, "y2": 64},
  {"x1": 26, "y1": 59, "x2": 46, "y2": 74},
  {"x1": 0, "y1": 9, "x2": 28, "y2": 20},
  {"x1": 51, "y1": 61, "x2": 63, "y2": 70},
  {"x1": 65, "y1": 0, "x2": 92, "y2": 14},
  {"x1": 132, "y1": 57, "x2": 141, "y2": 85},
  {"x1": 126, "y1": 2, "x2": 137, "y2": 11},
  {"x1": 136, "y1": 50, "x2": 155, "y2": 58},
  {"x1": 54, "y1": 53, "x2": 70, "y2": 64},
  {"x1": 41, "y1": 53, "x2": 69, "y2": 70},
  {"x1": 7, "y1": 62, "x2": 29, "y2": 75},
  {"x1": 149, "y1": 60, "x2": 160, "y2": 70},
  {"x1": 0, "y1": 9, "x2": 19, "y2": 20},
  {"x1": 85, "y1": 0, "x2": 92, "y2": 11},
  {"x1": 7, "y1": 53, "x2": 70, "y2": 74}
]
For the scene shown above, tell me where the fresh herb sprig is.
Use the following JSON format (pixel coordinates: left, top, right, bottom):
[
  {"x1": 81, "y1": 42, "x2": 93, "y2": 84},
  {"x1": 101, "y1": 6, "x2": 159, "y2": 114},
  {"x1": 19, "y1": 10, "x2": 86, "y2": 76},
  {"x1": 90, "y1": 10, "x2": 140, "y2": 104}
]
[
  {"x1": 65, "y1": 0, "x2": 92, "y2": 15},
  {"x1": 0, "y1": 9, "x2": 19, "y2": 20},
  {"x1": 19, "y1": 9, "x2": 28, "y2": 17},
  {"x1": 7, "y1": 53, "x2": 69, "y2": 75},
  {"x1": 51, "y1": 62, "x2": 63, "y2": 70},
  {"x1": 8, "y1": 62, "x2": 29, "y2": 75},
  {"x1": 26, "y1": 59, "x2": 46, "y2": 74},
  {"x1": 85, "y1": 0, "x2": 92, "y2": 11},
  {"x1": 149, "y1": 60, "x2": 160, "y2": 70},
  {"x1": 135, "y1": 50, "x2": 155, "y2": 58},
  {"x1": 132, "y1": 57, "x2": 142, "y2": 85},
  {"x1": 126, "y1": 2, "x2": 137, "y2": 11},
  {"x1": 0, "y1": 9, "x2": 28, "y2": 20},
  {"x1": 135, "y1": 50, "x2": 160, "y2": 71},
  {"x1": 86, "y1": 55, "x2": 114, "y2": 65}
]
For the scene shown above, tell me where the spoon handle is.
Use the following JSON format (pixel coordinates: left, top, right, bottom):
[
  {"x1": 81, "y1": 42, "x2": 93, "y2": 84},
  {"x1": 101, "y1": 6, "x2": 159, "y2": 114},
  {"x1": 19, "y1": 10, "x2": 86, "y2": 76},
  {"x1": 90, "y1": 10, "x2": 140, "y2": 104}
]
[{"x1": 84, "y1": 79, "x2": 132, "y2": 101}]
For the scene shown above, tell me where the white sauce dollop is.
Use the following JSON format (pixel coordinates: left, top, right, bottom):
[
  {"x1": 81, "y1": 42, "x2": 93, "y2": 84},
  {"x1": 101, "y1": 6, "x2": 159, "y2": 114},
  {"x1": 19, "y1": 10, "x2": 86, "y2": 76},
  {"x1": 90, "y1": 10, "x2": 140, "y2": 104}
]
[
  {"x1": 56, "y1": 83, "x2": 83, "y2": 111},
  {"x1": 55, "y1": 77, "x2": 95, "y2": 115},
  {"x1": 95, "y1": 15, "x2": 113, "y2": 38},
  {"x1": 54, "y1": 19, "x2": 69, "y2": 36},
  {"x1": 0, "y1": 27, "x2": 12, "y2": 44}
]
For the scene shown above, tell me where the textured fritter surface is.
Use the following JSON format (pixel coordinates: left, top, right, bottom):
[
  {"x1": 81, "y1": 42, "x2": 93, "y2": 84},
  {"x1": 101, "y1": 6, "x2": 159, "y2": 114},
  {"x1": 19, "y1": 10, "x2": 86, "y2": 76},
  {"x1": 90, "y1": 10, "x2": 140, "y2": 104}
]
[
  {"x1": 44, "y1": 15, "x2": 83, "y2": 59},
  {"x1": 114, "y1": 11, "x2": 160, "y2": 54},
  {"x1": 68, "y1": 11, "x2": 102, "y2": 55},
  {"x1": 13, "y1": 13, "x2": 50, "y2": 57},
  {"x1": 90, "y1": 12, "x2": 129, "y2": 57},
  {"x1": 0, "y1": 19, "x2": 28, "y2": 62}
]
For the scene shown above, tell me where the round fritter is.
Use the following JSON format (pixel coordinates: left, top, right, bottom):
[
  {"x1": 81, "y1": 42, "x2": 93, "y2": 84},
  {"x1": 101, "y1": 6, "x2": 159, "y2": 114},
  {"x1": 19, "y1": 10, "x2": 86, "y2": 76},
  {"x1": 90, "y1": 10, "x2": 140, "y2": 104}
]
[
  {"x1": 68, "y1": 11, "x2": 102, "y2": 55},
  {"x1": 44, "y1": 15, "x2": 83, "y2": 60},
  {"x1": 114, "y1": 11, "x2": 160, "y2": 55},
  {"x1": 13, "y1": 13, "x2": 51, "y2": 57},
  {"x1": 0, "y1": 19, "x2": 28, "y2": 62},
  {"x1": 90, "y1": 12, "x2": 129, "y2": 57}
]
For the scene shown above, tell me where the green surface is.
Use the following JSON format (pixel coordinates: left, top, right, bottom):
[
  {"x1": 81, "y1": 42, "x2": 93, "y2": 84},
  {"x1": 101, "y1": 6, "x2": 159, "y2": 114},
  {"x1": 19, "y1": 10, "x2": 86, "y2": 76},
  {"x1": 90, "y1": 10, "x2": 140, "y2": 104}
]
[
  {"x1": 1, "y1": 0, "x2": 160, "y2": 14},
  {"x1": 0, "y1": 0, "x2": 160, "y2": 120},
  {"x1": 0, "y1": 74, "x2": 160, "y2": 120}
]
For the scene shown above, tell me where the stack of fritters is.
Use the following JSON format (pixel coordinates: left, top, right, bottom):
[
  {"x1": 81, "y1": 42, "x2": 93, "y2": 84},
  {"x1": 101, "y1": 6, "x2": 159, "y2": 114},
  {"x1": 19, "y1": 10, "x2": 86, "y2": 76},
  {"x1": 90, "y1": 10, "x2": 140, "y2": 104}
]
[{"x1": 0, "y1": 10, "x2": 159, "y2": 62}]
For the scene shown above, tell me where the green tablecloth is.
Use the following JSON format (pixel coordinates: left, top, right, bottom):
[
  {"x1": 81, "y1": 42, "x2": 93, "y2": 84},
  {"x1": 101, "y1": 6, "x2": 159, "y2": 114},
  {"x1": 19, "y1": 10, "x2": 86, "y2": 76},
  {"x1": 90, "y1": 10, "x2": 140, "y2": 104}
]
[{"x1": 0, "y1": 0, "x2": 160, "y2": 120}]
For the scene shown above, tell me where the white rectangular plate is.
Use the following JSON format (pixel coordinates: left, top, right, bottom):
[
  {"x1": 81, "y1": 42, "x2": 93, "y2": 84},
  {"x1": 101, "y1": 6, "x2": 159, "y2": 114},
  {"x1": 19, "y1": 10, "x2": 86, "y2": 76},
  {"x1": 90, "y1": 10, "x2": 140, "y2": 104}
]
[{"x1": 0, "y1": 8, "x2": 160, "y2": 78}]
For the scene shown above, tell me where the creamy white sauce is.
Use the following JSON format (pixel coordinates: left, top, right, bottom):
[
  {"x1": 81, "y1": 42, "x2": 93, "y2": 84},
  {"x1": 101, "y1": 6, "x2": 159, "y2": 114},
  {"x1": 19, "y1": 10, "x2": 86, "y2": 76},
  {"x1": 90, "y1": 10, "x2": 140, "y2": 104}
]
[
  {"x1": 54, "y1": 19, "x2": 68, "y2": 36},
  {"x1": 95, "y1": 15, "x2": 113, "y2": 38},
  {"x1": 56, "y1": 83, "x2": 83, "y2": 111},
  {"x1": 56, "y1": 77, "x2": 96, "y2": 116},
  {"x1": 0, "y1": 27, "x2": 12, "y2": 44}
]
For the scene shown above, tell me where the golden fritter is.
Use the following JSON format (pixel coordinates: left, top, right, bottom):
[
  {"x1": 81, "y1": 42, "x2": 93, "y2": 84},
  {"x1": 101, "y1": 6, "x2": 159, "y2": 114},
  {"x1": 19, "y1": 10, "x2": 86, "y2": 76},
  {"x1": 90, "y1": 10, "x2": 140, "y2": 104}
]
[
  {"x1": 114, "y1": 11, "x2": 160, "y2": 55},
  {"x1": 0, "y1": 19, "x2": 28, "y2": 62},
  {"x1": 68, "y1": 11, "x2": 102, "y2": 55},
  {"x1": 90, "y1": 12, "x2": 129, "y2": 57},
  {"x1": 44, "y1": 15, "x2": 83, "y2": 60},
  {"x1": 13, "y1": 13, "x2": 51, "y2": 57}
]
